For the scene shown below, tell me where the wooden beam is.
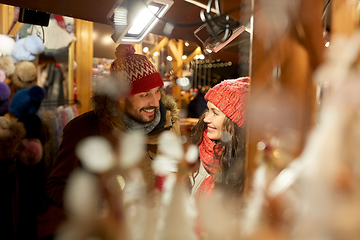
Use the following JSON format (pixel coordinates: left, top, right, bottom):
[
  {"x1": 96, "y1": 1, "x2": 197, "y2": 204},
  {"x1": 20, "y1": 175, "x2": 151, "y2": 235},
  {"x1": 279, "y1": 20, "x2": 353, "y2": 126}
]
[
  {"x1": 75, "y1": 19, "x2": 94, "y2": 115},
  {"x1": 8, "y1": 21, "x2": 23, "y2": 37},
  {"x1": 168, "y1": 39, "x2": 184, "y2": 108},
  {"x1": 183, "y1": 46, "x2": 202, "y2": 65},
  {"x1": 147, "y1": 37, "x2": 169, "y2": 58},
  {"x1": 133, "y1": 43, "x2": 142, "y2": 55}
]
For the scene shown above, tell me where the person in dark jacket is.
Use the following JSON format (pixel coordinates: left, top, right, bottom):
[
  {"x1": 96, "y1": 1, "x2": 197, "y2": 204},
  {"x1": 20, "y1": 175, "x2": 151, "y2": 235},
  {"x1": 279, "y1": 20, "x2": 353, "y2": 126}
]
[
  {"x1": 187, "y1": 86, "x2": 207, "y2": 118},
  {"x1": 45, "y1": 44, "x2": 180, "y2": 237}
]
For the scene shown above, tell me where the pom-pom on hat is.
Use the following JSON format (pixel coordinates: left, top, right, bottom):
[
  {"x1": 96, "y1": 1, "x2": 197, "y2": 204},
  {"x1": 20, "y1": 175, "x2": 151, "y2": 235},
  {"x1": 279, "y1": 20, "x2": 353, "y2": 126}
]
[
  {"x1": 10, "y1": 85, "x2": 45, "y2": 118},
  {"x1": 110, "y1": 44, "x2": 163, "y2": 95},
  {"x1": 0, "y1": 56, "x2": 15, "y2": 77},
  {"x1": 205, "y1": 77, "x2": 250, "y2": 127},
  {"x1": 0, "y1": 82, "x2": 10, "y2": 116},
  {"x1": 11, "y1": 61, "x2": 38, "y2": 89}
]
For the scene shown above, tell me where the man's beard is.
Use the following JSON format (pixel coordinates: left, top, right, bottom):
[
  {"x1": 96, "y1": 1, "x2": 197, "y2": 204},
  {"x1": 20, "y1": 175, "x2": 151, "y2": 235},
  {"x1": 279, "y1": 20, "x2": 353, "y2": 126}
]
[{"x1": 124, "y1": 99, "x2": 157, "y2": 123}]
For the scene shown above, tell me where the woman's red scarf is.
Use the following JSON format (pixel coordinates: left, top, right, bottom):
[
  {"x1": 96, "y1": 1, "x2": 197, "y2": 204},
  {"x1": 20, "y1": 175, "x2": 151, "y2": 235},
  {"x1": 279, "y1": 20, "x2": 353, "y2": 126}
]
[{"x1": 195, "y1": 130, "x2": 222, "y2": 199}]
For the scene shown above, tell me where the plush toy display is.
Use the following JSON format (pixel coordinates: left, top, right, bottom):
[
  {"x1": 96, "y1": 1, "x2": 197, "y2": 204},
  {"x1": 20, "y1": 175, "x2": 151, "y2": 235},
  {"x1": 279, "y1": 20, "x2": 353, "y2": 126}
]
[
  {"x1": 0, "y1": 34, "x2": 15, "y2": 57},
  {"x1": 0, "y1": 69, "x2": 10, "y2": 116},
  {"x1": 11, "y1": 35, "x2": 45, "y2": 63},
  {"x1": 0, "y1": 82, "x2": 10, "y2": 116},
  {"x1": 0, "y1": 55, "x2": 15, "y2": 78},
  {"x1": 0, "y1": 115, "x2": 46, "y2": 239},
  {"x1": 11, "y1": 61, "x2": 38, "y2": 89},
  {"x1": 0, "y1": 116, "x2": 26, "y2": 167},
  {"x1": 10, "y1": 85, "x2": 45, "y2": 118}
]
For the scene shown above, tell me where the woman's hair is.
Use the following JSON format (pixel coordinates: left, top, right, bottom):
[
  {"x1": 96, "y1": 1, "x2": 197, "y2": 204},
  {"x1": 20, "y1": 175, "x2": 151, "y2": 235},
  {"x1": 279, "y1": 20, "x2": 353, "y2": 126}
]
[{"x1": 190, "y1": 111, "x2": 247, "y2": 196}]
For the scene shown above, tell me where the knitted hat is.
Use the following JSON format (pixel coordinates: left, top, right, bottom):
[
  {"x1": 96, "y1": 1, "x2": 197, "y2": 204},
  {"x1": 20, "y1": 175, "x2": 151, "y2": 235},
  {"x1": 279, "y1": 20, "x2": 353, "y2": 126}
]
[
  {"x1": 205, "y1": 77, "x2": 250, "y2": 127},
  {"x1": 110, "y1": 44, "x2": 163, "y2": 95}
]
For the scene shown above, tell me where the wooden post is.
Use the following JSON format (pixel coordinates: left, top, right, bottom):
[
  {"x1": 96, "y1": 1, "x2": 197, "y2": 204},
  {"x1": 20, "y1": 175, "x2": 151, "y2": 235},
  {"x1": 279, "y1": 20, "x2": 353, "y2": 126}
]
[
  {"x1": 0, "y1": 4, "x2": 14, "y2": 35},
  {"x1": 245, "y1": 0, "x2": 324, "y2": 193},
  {"x1": 68, "y1": 42, "x2": 75, "y2": 102},
  {"x1": 168, "y1": 39, "x2": 184, "y2": 108},
  {"x1": 75, "y1": 19, "x2": 94, "y2": 115}
]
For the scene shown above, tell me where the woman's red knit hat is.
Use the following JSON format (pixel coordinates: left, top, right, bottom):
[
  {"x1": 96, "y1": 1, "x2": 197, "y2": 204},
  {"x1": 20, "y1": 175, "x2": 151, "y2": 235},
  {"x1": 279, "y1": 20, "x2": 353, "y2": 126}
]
[
  {"x1": 110, "y1": 44, "x2": 164, "y2": 95},
  {"x1": 205, "y1": 77, "x2": 250, "y2": 127}
]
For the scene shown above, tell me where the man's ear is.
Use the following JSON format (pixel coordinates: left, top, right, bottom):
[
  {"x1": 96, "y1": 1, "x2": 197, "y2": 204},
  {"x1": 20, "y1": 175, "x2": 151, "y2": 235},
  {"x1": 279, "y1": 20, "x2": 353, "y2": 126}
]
[{"x1": 118, "y1": 98, "x2": 126, "y2": 112}]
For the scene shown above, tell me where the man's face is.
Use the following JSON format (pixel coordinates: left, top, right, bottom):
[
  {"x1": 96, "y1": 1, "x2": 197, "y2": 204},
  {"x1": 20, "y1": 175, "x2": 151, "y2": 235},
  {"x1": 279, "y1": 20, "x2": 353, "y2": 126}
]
[{"x1": 122, "y1": 86, "x2": 162, "y2": 123}]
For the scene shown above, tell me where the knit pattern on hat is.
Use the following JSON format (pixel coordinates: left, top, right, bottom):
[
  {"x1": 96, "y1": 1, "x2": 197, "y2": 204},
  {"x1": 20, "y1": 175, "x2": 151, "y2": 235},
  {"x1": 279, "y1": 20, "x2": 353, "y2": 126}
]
[
  {"x1": 205, "y1": 77, "x2": 249, "y2": 127},
  {"x1": 110, "y1": 44, "x2": 163, "y2": 95}
]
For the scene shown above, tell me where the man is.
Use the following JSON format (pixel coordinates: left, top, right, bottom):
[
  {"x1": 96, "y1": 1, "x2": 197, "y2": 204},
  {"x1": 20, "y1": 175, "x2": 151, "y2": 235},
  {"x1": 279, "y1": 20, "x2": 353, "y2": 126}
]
[{"x1": 46, "y1": 44, "x2": 180, "y2": 209}]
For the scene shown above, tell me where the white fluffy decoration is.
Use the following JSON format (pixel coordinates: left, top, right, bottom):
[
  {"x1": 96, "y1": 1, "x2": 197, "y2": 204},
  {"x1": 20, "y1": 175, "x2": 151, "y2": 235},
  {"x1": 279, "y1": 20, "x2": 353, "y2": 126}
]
[
  {"x1": 158, "y1": 131, "x2": 184, "y2": 161},
  {"x1": 152, "y1": 155, "x2": 179, "y2": 175},
  {"x1": 119, "y1": 130, "x2": 146, "y2": 169},
  {"x1": 314, "y1": 31, "x2": 360, "y2": 88},
  {"x1": 63, "y1": 169, "x2": 100, "y2": 219},
  {"x1": 159, "y1": 176, "x2": 198, "y2": 240},
  {"x1": 75, "y1": 136, "x2": 114, "y2": 173},
  {"x1": 185, "y1": 144, "x2": 198, "y2": 164},
  {"x1": 0, "y1": 34, "x2": 15, "y2": 57},
  {"x1": 94, "y1": 75, "x2": 130, "y2": 99}
]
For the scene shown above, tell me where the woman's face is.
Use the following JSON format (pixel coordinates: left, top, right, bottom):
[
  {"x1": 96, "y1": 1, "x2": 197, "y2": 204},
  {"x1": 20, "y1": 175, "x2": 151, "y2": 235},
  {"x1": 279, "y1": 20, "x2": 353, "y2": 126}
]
[{"x1": 203, "y1": 101, "x2": 226, "y2": 140}]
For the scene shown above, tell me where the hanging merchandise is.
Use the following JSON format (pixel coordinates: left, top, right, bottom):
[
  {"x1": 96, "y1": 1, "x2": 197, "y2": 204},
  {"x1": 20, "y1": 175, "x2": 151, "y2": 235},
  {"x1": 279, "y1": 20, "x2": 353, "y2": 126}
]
[
  {"x1": 11, "y1": 35, "x2": 45, "y2": 63},
  {"x1": 27, "y1": 17, "x2": 76, "y2": 53},
  {"x1": 41, "y1": 63, "x2": 66, "y2": 107}
]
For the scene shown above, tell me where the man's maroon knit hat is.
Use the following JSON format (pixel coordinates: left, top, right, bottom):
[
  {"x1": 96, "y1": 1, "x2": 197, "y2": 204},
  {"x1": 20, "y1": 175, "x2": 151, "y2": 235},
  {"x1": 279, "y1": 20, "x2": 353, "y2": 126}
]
[
  {"x1": 110, "y1": 44, "x2": 164, "y2": 95},
  {"x1": 205, "y1": 77, "x2": 250, "y2": 127}
]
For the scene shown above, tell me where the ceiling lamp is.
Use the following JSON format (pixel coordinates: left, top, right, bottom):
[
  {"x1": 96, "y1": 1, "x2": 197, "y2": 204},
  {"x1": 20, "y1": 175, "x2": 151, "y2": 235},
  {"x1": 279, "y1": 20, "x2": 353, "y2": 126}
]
[{"x1": 109, "y1": 0, "x2": 173, "y2": 44}]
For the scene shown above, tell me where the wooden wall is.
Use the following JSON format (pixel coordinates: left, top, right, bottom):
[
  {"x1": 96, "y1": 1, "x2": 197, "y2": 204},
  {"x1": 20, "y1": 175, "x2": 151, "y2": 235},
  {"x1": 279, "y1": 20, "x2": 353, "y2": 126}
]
[{"x1": 75, "y1": 19, "x2": 94, "y2": 115}]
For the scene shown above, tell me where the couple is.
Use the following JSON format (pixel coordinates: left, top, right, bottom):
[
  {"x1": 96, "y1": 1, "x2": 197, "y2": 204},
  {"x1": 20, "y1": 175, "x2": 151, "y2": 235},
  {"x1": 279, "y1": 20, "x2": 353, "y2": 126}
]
[{"x1": 46, "y1": 44, "x2": 248, "y2": 234}]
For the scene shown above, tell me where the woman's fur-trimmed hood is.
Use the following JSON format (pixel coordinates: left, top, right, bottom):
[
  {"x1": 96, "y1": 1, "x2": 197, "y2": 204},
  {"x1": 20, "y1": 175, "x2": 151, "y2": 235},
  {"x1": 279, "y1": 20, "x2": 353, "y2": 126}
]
[{"x1": 91, "y1": 91, "x2": 179, "y2": 120}]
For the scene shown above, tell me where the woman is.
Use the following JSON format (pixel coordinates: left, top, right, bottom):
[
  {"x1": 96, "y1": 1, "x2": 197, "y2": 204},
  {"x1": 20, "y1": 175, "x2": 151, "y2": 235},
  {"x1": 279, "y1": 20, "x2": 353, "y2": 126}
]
[{"x1": 190, "y1": 77, "x2": 249, "y2": 199}]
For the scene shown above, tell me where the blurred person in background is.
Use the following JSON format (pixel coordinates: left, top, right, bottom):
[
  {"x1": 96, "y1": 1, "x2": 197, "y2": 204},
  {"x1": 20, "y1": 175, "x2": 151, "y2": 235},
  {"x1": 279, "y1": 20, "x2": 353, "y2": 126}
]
[{"x1": 187, "y1": 86, "x2": 207, "y2": 118}]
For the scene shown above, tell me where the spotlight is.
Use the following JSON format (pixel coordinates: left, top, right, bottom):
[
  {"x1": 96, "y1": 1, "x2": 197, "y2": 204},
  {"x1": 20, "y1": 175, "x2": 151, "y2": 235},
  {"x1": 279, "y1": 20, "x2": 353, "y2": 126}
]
[{"x1": 109, "y1": 0, "x2": 173, "y2": 44}]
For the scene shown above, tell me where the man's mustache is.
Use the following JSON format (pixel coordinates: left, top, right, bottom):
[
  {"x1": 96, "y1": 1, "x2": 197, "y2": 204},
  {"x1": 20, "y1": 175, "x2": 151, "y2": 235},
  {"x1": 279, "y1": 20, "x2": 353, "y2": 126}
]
[{"x1": 141, "y1": 106, "x2": 158, "y2": 111}]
